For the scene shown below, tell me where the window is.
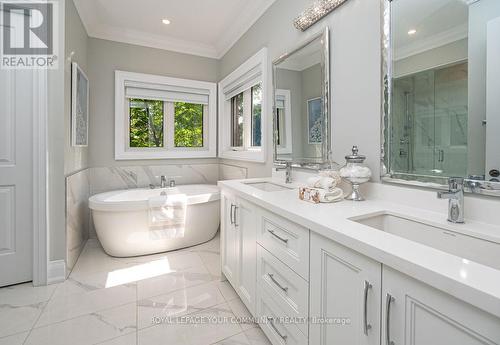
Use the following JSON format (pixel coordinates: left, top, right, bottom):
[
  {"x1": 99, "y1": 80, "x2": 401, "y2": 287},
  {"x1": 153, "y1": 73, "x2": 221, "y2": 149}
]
[
  {"x1": 174, "y1": 102, "x2": 204, "y2": 148},
  {"x1": 231, "y1": 92, "x2": 244, "y2": 147},
  {"x1": 129, "y1": 99, "x2": 164, "y2": 148},
  {"x1": 219, "y1": 48, "x2": 268, "y2": 162},
  {"x1": 251, "y1": 84, "x2": 262, "y2": 147},
  {"x1": 115, "y1": 71, "x2": 216, "y2": 160}
]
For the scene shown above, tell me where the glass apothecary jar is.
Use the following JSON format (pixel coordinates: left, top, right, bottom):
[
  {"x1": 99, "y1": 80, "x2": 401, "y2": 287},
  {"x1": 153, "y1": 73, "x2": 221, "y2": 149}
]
[{"x1": 340, "y1": 146, "x2": 372, "y2": 201}]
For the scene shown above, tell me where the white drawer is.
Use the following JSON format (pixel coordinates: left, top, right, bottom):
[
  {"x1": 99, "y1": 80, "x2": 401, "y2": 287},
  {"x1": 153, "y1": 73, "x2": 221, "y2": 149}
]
[
  {"x1": 256, "y1": 288, "x2": 308, "y2": 345},
  {"x1": 257, "y1": 244, "x2": 309, "y2": 336},
  {"x1": 256, "y1": 209, "x2": 310, "y2": 280}
]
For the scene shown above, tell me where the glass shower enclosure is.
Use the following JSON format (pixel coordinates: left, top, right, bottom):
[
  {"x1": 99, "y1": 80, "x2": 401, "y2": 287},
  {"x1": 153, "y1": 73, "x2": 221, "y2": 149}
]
[{"x1": 390, "y1": 62, "x2": 468, "y2": 178}]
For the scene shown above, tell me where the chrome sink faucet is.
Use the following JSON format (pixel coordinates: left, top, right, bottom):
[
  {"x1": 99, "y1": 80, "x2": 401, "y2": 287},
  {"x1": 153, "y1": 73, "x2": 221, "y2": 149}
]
[
  {"x1": 160, "y1": 175, "x2": 167, "y2": 188},
  {"x1": 275, "y1": 162, "x2": 292, "y2": 184},
  {"x1": 437, "y1": 177, "x2": 465, "y2": 224}
]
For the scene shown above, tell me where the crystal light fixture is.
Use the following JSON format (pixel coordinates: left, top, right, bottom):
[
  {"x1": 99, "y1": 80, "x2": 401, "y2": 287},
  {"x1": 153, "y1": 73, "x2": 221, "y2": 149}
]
[{"x1": 293, "y1": 0, "x2": 350, "y2": 31}]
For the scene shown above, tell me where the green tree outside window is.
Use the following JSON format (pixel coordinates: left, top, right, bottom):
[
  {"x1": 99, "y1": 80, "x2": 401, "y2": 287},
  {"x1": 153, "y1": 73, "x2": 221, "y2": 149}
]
[
  {"x1": 129, "y1": 99, "x2": 164, "y2": 148},
  {"x1": 174, "y1": 102, "x2": 204, "y2": 147}
]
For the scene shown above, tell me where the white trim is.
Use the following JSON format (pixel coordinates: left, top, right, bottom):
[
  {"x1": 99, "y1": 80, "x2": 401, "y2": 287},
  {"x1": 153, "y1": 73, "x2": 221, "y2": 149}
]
[
  {"x1": 115, "y1": 71, "x2": 217, "y2": 160},
  {"x1": 47, "y1": 260, "x2": 66, "y2": 285},
  {"x1": 218, "y1": 48, "x2": 268, "y2": 163},
  {"x1": 394, "y1": 24, "x2": 468, "y2": 61},
  {"x1": 275, "y1": 89, "x2": 293, "y2": 155},
  {"x1": 73, "y1": 0, "x2": 277, "y2": 59},
  {"x1": 32, "y1": 69, "x2": 48, "y2": 287}
]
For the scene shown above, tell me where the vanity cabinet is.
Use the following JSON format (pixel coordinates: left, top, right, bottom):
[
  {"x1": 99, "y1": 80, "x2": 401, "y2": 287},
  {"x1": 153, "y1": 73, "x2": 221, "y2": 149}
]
[
  {"x1": 219, "y1": 186, "x2": 500, "y2": 345},
  {"x1": 382, "y1": 266, "x2": 500, "y2": 345},
  {"x1": 309, "y1": 232, "x2": 382, "y2": 345},
  {"x1": 220, "y1": 191, "x2": 257, "y2": 314}
]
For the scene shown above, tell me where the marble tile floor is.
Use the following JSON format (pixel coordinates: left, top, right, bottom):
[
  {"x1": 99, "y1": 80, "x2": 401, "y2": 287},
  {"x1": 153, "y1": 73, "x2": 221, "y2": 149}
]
[{"x1": 0, "y1": 234, "x2": 271, "y2": 345}]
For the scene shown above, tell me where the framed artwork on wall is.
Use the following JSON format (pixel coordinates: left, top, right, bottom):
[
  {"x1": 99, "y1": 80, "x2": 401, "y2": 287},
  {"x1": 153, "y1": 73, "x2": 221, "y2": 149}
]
[
  {"x1": 307, "y1": 97, "x2": 322, "y2": 144},
  {"x1": 71, "y1": 62, "x2": 89, "y2": 147}
]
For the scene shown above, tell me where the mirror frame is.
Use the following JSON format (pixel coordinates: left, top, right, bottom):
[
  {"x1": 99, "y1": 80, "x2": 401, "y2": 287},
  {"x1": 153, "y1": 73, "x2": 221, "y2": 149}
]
[
  {"x1": 272, "y1": 26, "x2": 331, "y2": 170},
  {"x1": 380, "y1": 0, "x2": 500, "y2": 197}
]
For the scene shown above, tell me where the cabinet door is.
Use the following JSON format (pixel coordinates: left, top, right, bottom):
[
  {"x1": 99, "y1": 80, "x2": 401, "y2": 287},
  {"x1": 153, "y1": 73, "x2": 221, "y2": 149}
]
[
  {"x1": 221, "y1": 192, "x2": 238, "y2": 286},
  {"x1": 309, "y1": 233, "x2": 382, "y2": 345},
  {"x1": 235, "y1": 198, "x2": 257, "y2": 315},
  {"x1": 382, "y1": 266, "x2": 500, "y2": 345}
]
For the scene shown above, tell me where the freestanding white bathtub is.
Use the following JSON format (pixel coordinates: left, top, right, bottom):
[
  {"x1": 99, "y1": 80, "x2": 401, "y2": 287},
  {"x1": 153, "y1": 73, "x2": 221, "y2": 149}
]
[{"x1": 89, "y1": 184, "x2": 220, "y2": 257}]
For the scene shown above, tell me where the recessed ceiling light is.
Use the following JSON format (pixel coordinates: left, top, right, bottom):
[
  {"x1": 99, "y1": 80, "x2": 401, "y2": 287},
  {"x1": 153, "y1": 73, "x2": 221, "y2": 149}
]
[
  {"x1": 408, "y1": 29, "x2": 417, "y2": 35},
  {"x1": 162, "y1": 19, "x2": 171, "y2": 25}
]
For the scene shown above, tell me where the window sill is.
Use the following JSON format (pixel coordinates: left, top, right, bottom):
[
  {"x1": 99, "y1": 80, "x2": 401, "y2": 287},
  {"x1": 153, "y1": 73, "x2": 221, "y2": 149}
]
[
  {"x1": 219, "y1": 148, "x2": 266, "y2": 163},
  {"x1": 115, "y1": 148, "x2": 216, "y2": 160}
]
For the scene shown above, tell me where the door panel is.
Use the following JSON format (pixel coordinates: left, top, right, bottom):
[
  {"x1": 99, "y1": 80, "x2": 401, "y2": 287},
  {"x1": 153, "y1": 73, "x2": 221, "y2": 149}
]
[
  {"x1": 236, "y1": 198, "x2": 256, "y2": 315},
  {"x1": 309, "y1": 233, "x2": 381, "y2": 345},
  {"x1": 0, "y1": 69, "x2": 34, "y2": 286},
  {"x1": 221, "y1": 193, "x2": 238, "y2": 286},
  {"x1": 382, "y1": 267, "x2": 500, "y2": 345}
]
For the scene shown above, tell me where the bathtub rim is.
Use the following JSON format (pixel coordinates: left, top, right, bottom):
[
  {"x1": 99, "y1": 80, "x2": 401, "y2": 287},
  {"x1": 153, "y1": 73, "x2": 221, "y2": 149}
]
[{"x1": 89, "y1": 184, "x2": 220, "y2": 212}]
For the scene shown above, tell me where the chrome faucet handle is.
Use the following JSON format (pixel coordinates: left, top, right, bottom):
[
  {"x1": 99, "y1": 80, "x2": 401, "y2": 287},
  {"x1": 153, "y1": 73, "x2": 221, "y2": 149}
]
[{"x1": 448, "y1": 177, "x2": 464, "y2": 192}]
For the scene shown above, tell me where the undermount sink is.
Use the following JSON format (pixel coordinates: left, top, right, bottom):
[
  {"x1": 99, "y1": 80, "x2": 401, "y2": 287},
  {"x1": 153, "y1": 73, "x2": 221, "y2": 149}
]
[
  {"x1": 350, "y1": 212, "x2": 500, "y2": 270},
  {"x1": 244, "y1": 181, "x2": 294, "y2": 192}
]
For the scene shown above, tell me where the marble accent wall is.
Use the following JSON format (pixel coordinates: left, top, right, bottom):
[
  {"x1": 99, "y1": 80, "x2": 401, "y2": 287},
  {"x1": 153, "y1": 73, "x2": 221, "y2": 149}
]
[
  {"x1": 219, "y1": 164, "x2": 248, "y2": 181},
  {"x1": 66, "y1": 169, "x2": 90, "y2": 274}
]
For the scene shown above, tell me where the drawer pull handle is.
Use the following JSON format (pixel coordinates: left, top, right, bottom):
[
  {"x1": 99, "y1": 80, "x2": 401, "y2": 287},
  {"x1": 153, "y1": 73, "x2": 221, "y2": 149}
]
[
  {"x1": 363, "y1": 280, "x2": 372, "y2": 335},
  {"x1": 385, "y1": 293, "x2": 395, "y2": 345},
  {"x1": 268, "y1": 273, "x2": 288, "y2": 292},
  {"x1": 267, "y1": 317, "x2": 287, "y2": 341},
  {"x1": 268, "y1": 229, "x2": 289, "y2": 244}
]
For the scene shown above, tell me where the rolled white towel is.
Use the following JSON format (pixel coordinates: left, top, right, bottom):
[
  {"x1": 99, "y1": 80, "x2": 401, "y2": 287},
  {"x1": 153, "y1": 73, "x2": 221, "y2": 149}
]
[
  {"x1": 317, "y1": 188, "x2": 344, "y2": 203},
  {"x1": 306, "y1": 176, "x2": 322, "y2": 188}
]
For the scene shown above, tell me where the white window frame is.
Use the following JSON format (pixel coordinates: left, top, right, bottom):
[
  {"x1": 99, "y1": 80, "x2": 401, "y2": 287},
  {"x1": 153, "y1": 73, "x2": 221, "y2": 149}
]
[
  {"x1": 275, "y1": 89, "x2": 293, "y2": 155},
  {"x1": 115, "y1": 70, "x2": 217, "y2": 160},
  {"x1": 218, "y1": 48, "x2": 268, "y2": 162}
]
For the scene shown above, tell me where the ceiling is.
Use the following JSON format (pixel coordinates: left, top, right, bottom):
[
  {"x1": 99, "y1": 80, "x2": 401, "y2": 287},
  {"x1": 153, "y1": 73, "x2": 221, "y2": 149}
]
[
  {"x1": 73, "y1": 0, "x2": 277, "y2": 59},
  {"x1": 392, "y1": 0, "x2": 470, "y2": 60}
]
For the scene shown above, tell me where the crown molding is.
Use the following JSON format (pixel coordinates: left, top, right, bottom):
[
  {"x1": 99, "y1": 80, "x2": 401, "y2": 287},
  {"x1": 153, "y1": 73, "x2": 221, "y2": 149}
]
[
  {"x1": 394, "y1": 23, "x2": 468, "y2": 61},
  {"x1": 215, "y1": 0, "x2": 277, "y2": 58},
  {"x1": 88, "y1": 23, "x2": 219, "y2": 59},
  {"x1": 74, "y1": 0, "x2": 277, "y2": 60}
]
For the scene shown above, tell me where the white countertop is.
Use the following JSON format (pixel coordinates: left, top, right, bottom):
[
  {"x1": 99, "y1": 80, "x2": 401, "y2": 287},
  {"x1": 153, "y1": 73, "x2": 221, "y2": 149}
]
[{"x1": 218, "y1": 177, "x2": 500, "y2": 319}]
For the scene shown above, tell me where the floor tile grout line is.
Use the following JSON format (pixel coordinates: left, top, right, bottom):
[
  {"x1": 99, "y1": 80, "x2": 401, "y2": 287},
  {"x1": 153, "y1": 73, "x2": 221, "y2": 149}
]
[
  {"x1": 28, "y1": 297, "x2": 138, "y2": 332},
  {"x1": 21, "y1": 282, "x2": 58, "y2": 345}
]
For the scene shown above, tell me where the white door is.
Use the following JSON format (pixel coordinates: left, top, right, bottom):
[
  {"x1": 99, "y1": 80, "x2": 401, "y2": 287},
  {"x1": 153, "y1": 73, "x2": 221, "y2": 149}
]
[
  {"x1": 382, "y1": 266, "x2": 500, "y2": 345},
  {"x1": 221, "y1": 191, "x2": 238, "y2": 286},
  {"x1": 0, "y1": 68, "x2": 34, "y2": 286},
  {"x1": 309, "y1": 233, "x2": 382, "y2": 345},
  {"x1": 235, "y1": 198, "x2": 256, "y2": 315}
]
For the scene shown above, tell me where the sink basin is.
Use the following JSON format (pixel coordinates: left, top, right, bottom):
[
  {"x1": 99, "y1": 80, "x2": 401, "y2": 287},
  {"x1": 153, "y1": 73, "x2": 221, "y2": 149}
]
[
  {"x1": 244, "y1": 181, "x2": 294, "y2": 192},
  {"x1": 350, "y1": 212, "x2": 500, "y2": 270}
]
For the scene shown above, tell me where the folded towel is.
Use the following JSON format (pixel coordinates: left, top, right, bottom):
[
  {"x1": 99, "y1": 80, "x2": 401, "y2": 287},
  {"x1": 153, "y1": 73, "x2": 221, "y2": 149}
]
[
  {"x1": 319, "y1": 170, "x2": 342, "y2": 185},
  {"x1": 148, "y1": 193, "x2": 187, "y2": 239},
  {"x1": 299, "y1": 187, "x2": 344, "y2": 203},
  {"x1": 306, "y1": 176, "x2": 339, "y2": 191}
]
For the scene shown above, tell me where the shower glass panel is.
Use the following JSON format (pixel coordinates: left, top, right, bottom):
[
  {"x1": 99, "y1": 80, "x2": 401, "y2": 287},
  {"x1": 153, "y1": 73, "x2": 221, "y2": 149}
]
[{"x1": 391, "y1": 62, "x2": 468, "y2": 178}]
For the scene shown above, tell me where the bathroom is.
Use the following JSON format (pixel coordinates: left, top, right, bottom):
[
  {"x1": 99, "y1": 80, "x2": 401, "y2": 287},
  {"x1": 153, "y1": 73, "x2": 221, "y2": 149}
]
[{"x1": 0, "y1": 0, "x2": 499, "y2": 344}]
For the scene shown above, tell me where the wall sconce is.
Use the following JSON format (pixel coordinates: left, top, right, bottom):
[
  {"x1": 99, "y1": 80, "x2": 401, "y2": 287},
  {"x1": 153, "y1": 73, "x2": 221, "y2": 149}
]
[{"x1": 293, "y1": 0, "x2": 350, "y2": 31}]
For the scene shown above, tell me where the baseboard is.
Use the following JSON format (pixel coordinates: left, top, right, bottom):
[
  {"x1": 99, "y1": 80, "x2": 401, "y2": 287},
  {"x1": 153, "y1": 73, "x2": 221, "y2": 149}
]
[{"x1": 47, "y1": 260, "x2": 66, "y2": 284}]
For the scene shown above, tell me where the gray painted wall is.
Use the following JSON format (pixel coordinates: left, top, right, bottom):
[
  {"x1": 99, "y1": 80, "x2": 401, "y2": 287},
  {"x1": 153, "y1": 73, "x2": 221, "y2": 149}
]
[
  {"x1": 218, "y1": 0, "x2": 381, "y2": 178},
  {"x1": 65, "y1": 0, "x2": 89, "y2": 176},
  {"x1": 87, "y1": 38, "x2": 219, "y2": 168}
]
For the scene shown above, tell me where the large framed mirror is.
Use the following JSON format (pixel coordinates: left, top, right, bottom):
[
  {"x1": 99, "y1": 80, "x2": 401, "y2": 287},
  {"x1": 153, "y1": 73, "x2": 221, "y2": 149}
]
[
  {"x1": 382, "y1": 0, "x2": 500, "y2": 196},
  {"x1": 273, "y1": 27, "x2": 331, "y2": 168}
]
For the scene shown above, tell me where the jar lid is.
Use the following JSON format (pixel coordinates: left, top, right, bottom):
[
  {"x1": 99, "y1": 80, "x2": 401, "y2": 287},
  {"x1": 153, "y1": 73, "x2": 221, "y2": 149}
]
[{"x1": 345, "y1": 146, "x2": 366, "y2": 163}]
